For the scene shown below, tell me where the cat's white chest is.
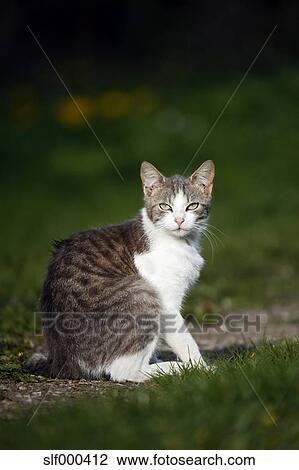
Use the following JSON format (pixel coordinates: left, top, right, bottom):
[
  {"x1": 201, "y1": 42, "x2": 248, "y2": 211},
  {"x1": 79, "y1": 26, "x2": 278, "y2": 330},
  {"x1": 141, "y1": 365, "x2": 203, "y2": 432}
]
[{"x1": 134, "y1": 236, "x2": 204, "y2": 311}]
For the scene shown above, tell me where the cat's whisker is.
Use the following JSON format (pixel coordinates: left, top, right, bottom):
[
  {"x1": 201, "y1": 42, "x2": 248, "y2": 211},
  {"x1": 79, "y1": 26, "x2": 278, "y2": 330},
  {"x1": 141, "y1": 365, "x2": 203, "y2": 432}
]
[
  {"x1": 200, "y1": 224, "x2": 218, "y2": 244},
  {"x1": 200, "y1": 223, "x2": 224, "y2": 247},
  {"x1": 194, "y1": 221, "x2": 221, "y2": 255},
  {"x1": 205, "y1": 222, "x2": 227, "y2": 237},
  {"x1": 202, "y1": 231, "x2": 214, "y2": 262},
  {"x1": 200, "y1": 228, "x2": 215, "y2": 261},
  {"x1": 202, "y1": 225, "x2": 224, "y2": 247},
  {"x1": 202, "y1": 228, "x2": 216, "y2": 248}
]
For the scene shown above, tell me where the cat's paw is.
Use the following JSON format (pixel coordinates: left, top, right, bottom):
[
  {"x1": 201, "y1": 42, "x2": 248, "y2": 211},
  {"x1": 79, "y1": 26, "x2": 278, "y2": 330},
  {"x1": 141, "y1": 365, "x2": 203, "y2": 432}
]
[
  {"x1": 185, "y1": 359, "x2": 216, "y2": 372},
  {"x1": 204, "y1": 363, "x2": 217, "y2": 373}
]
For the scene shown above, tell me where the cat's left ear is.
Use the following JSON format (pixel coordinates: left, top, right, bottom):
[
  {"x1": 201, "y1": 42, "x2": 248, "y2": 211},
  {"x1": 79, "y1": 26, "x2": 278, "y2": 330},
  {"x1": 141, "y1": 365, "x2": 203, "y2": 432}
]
[
  {"x1": 140, "y1": 161, "x2": 165, "y2": 195},
  {"x1": 190, "y1": 160, "x2": 215, "y2": 196}
]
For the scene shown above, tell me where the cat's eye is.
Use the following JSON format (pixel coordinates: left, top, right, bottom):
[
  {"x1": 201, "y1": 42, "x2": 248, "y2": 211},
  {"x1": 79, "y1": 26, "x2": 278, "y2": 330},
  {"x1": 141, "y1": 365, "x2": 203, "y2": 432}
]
[
  {"x1": 159, "y1": 203, "x2": 172, "y2": 212},
  {"x1": 186, "y1": 202, "x2": 200, "y2": 211}
]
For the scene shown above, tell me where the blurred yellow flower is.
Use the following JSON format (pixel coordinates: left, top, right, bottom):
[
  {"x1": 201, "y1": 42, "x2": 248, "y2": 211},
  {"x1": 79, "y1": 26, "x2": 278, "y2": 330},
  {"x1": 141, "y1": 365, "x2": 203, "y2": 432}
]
[
  {"x1": 194, "y1": 429, "x2": 209, "y2": 444},
  {"x1": 56, "y1": 96, "x2": 96, "y2": 126},
  {"x1": 162, "y1": 436, "x2": 183, "y2": 449},
  {"x1": 261, "y1": 412, "x2": 277, "y2": 427},
  {"x1": 17, "y1": 351, "x2": 24, "y2": 362},
  {"x1": 55, "y1": 88, "x2": 159, "y2": 124}
]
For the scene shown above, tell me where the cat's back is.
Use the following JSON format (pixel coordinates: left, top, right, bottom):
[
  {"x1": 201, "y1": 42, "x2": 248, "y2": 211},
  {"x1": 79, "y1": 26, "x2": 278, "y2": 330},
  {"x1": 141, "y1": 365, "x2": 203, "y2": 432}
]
[
  {"x1": 50, "y1": 215, "x2": 147, "y2": 275},
  {"x1": 40, "y1": 215, "x2": 148, "y2": 312}
]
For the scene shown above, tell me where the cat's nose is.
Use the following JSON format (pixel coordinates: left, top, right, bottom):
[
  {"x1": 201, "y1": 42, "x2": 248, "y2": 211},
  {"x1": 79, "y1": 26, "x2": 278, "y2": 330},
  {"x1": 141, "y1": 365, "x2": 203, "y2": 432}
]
[{"x1": 174, "y1": 217, "x2": 185, "y2": 227}]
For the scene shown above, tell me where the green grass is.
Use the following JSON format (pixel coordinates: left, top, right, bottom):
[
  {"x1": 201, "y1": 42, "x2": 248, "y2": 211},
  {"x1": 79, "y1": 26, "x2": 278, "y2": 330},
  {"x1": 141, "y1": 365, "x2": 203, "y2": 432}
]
[
  {"x1": 1, "y1": 342, "x2": 299, "y2": 449},
  {"x1": 1, "y1": 67, "x2": 299, "y2": 448}
]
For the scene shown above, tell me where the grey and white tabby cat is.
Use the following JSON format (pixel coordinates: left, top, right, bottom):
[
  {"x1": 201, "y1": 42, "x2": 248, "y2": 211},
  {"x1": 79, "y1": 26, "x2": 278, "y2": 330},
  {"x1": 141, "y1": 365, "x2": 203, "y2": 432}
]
[{"x1": 26, "y1": 160, "x2": 215, "y2": 382}]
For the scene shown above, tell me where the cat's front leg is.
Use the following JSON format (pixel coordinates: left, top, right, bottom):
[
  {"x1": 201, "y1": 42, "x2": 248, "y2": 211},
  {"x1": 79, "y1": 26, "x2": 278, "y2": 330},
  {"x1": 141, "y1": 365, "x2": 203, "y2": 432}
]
[{"x1": 162, "y1": 310, "x2": 207, "y2": 367}]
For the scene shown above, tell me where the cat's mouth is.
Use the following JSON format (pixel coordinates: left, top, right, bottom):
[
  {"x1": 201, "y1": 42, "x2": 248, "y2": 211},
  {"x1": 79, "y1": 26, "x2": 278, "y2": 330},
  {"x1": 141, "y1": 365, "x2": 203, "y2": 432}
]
[{"x1": 171, "y1": 227, "x2": 190, "y2": 236}]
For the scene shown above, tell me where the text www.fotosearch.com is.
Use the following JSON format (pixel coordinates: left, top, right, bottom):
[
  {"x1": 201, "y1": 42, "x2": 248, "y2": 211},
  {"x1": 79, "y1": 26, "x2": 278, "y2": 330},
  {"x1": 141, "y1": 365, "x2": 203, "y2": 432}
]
[
  {"x1": 43, "y1": 452, "x2": 256, "y2": 467},
  {"x1": 116, "y1": 453, "x2": 255, "y2": 466}
]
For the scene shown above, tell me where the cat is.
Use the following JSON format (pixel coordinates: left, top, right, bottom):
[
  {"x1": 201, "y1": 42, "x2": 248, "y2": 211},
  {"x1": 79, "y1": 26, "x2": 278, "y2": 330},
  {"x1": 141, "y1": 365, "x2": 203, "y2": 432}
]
[{"x1": 25, "y1": 160, "x2": 215, "y2": 382}]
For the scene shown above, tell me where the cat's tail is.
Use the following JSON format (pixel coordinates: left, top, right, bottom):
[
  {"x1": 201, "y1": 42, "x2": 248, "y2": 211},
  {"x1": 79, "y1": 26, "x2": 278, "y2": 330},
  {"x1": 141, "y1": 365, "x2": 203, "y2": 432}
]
[{"x1": 25, "y1": 353, "x2": 50, "y2": 376}]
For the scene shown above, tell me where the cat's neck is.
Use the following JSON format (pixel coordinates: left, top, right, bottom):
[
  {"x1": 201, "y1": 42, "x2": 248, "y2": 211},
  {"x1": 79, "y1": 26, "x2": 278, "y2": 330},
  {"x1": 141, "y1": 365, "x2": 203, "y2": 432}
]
[{"x1": 140, "y1": 208, "x2": 201, "y2": 249}]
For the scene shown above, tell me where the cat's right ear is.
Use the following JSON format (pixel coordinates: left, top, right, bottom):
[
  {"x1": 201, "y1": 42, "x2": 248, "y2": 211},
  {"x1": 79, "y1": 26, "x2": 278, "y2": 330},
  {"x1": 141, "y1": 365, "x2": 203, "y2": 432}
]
[{"x1": 140, "y1": 161, "x2": 165, "y2": 195}]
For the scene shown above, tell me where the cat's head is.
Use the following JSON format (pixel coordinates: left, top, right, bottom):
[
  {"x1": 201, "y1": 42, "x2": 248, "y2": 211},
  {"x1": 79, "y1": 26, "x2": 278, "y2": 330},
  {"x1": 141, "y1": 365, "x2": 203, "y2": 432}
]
[{"x1": 140, "y1": 160, "x2": 215, "y2": 238}]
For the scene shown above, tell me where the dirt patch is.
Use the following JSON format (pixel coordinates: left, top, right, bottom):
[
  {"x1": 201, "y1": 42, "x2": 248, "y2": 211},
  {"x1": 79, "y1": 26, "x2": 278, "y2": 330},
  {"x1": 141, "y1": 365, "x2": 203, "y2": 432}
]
[{"x1": 0, "y1": 379, "x2": 135, "y2": 421}]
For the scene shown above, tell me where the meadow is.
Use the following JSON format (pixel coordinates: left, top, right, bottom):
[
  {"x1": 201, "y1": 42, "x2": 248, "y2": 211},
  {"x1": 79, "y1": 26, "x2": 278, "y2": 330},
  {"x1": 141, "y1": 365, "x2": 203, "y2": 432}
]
[{"x1": 1, "y1": 67, "x2": 299, "y2": 448}]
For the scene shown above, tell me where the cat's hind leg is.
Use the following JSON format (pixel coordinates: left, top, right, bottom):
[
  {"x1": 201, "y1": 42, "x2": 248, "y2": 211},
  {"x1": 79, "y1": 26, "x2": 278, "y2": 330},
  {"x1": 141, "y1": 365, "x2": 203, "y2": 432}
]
[
  {"x1": 107, "y1": 343, "x2": 183, "y2": 383},
  {"x1": 107, "y1": 340, "x2": 157, "y2": 383}
]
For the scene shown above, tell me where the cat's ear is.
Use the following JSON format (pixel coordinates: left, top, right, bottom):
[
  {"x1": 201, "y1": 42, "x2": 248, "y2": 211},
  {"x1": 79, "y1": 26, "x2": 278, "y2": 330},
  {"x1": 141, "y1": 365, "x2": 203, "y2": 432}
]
[
  {"x1": 190, "y1": 160, "x2": 215, "y2": 196},
  {"x1": 140, "y1": 161, "x2": 165, "y2": 195}
]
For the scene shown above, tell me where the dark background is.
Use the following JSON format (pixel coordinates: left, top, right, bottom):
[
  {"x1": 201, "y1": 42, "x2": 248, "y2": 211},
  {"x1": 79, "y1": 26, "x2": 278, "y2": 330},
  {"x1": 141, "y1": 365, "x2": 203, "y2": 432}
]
[{"x1": 2, "y1": 0, "x2": 298, "y2": 89}]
